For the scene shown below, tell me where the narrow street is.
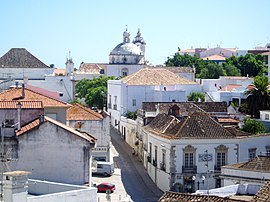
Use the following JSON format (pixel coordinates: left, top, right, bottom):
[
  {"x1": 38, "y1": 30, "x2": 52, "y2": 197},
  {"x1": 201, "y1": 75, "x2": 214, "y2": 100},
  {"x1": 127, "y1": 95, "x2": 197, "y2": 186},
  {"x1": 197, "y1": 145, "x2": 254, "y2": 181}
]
[{"x1": 111, "y1": 127, "x2": 164, "y2": 202}]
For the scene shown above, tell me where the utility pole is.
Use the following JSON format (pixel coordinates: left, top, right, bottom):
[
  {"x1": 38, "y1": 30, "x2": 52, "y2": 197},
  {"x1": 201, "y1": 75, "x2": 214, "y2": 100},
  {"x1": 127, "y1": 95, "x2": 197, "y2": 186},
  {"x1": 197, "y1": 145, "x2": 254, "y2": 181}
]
[
  {"x1": 0, "y1": 123, "x2": 4, "y2": 202},
  {"x1": 205, "y1": 150, "x2": 210, "y2": 202}
]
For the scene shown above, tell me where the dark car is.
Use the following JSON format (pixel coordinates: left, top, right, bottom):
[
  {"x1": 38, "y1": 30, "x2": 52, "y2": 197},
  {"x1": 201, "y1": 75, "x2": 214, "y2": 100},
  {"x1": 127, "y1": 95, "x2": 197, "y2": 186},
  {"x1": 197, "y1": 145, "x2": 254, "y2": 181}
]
[{"x1": 96, "y1": 182, "x2": 116, "y2": 193}]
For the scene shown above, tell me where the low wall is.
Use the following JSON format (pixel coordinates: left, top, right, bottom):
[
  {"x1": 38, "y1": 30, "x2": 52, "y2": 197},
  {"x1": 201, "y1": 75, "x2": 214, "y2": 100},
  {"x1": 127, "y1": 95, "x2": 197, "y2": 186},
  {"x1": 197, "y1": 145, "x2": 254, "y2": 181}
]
[{"x1": 28, "y1": 179, "x2": 97, "y2": 202}]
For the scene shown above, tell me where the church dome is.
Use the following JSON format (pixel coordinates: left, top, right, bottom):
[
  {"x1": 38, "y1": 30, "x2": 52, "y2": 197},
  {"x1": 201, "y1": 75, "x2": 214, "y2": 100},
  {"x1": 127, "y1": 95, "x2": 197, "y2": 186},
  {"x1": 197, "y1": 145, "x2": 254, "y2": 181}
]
[{"x1": 110, "y1": 42, "x2": 142, "y2": 55}]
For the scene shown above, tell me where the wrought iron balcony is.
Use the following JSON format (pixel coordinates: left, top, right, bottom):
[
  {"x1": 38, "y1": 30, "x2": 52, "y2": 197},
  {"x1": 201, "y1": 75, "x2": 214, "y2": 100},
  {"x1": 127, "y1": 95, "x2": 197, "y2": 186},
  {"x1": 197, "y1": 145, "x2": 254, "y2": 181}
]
[
  {"x1": 160, "y1": 163, "x2": 166, "y2": 171},
  {"x1": 147, "y1": 156, "x2": 151, "y2": 163},
  {"x1": 182, "y1": 165, "x2": 197, "y2": 173},
  {"x1": 153, "y1": 159, "x2": 157, "y2": 167},
  {"x1": 214, "y1": 165, "x2": 222, "y2": 172}
]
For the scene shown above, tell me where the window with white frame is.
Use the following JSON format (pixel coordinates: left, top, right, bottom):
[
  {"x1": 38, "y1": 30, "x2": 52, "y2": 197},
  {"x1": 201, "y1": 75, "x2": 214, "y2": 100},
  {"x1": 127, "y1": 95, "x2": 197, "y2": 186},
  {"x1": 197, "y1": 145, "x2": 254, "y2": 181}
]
[
  {"x1": 215, "y1": 145, "x2": 228, "y2": 170},
  {"x1": 249, "y1": 148, "x2": 257, "y2": 160},
  {"x1": 132, "y1": 99, "x2": 136, "y2": 106},
  {"x1": 265, "y1": 113, "x2": 269, "y2": 120},
  {"x1": 122, "y1": 68, "x2": 128, "y2": 77},
  {"x1": 183, "y1": 145, "x2": 196, "y2": 168},
  {"x1": 161, "y1": 149, "x2": 166, "y2": 171}
]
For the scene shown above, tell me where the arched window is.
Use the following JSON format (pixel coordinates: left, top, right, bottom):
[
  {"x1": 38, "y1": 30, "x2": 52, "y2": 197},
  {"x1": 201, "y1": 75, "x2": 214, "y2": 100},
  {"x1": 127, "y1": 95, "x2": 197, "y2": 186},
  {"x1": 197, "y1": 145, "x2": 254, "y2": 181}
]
[{"x1": 183, "y1": 145, "x2": 196, "y2": 170}]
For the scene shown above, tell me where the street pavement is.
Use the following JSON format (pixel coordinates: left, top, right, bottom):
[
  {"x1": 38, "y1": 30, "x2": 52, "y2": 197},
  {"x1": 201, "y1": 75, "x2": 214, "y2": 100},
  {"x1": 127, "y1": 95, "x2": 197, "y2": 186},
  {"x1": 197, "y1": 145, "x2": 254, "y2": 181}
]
[{"x1": 93, "y1": 127, "x2": 164, "y2": 202}]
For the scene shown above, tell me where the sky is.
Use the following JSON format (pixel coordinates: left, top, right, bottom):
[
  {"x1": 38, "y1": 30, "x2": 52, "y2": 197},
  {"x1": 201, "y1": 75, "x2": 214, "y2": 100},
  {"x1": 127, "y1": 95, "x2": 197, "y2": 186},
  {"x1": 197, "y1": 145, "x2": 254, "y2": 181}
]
[{"x1": 1, "y1": 0, "x2": 270, "y2": 68}]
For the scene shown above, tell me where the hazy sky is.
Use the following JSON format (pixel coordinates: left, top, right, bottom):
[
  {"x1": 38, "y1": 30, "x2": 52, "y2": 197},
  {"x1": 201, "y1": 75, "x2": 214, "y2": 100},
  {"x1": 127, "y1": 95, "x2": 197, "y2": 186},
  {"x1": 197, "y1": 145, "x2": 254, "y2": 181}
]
[{"x1": 1, "y1": 0, "x2": 269, "y2": 68}]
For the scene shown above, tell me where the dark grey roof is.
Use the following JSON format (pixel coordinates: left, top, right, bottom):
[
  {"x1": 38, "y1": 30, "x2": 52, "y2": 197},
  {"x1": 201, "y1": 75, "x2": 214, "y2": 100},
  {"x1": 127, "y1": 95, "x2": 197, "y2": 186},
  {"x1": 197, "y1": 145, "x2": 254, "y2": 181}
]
[
  {"x1": 145, "y1": 109, "x2": 238, "y2": 139},
  {"x1": 0, "y1": 48, "x2": 50, "y2": 68},
  {"x1": 142, "y1": 102, "x2": 227, "y2": 114},
  {"x1": 158, "y1": 191, "x2": 245, "y2": 202}
]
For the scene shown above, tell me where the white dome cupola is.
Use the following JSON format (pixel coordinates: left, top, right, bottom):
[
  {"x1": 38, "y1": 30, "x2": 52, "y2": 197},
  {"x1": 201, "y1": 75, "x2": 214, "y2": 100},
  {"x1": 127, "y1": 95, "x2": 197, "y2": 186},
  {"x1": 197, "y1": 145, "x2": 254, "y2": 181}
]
[{"x1": 109, "y1": 28, "x2": 146, "y2": 65}]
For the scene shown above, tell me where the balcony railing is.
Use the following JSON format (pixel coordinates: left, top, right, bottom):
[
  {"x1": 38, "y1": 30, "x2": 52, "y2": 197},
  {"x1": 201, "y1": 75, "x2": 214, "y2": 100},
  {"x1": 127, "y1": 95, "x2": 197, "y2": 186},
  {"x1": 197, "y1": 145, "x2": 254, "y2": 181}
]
[
  {"x1": 147, "y1": 156, "x2": 151, "y2": 163},
  {"x1": 182, "y1": 165, "x2": 197, "y2": 173},
  {"x1": 160, "y1": 163, "x2": 166, "y2": 171},
  {"x1": 214, "y1": 165, "x2": 222, "y2": 172},
  {"x1": 113, "y1": 104, "x2": 117, "y2": 110}
]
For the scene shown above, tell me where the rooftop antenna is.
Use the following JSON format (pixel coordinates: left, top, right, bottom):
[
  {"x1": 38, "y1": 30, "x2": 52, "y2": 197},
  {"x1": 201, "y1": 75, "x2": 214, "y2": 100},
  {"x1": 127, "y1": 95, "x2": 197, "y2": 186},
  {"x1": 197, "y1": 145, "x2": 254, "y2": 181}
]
[{"x1": 0, "y1": 122, "x2": 17, "y2": 201}]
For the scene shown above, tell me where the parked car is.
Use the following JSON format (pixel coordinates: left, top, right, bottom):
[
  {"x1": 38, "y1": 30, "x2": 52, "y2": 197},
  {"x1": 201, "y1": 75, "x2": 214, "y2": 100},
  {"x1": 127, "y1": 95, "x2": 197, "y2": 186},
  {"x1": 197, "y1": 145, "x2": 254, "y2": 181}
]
[
  {"x1": 96, "y1": 182, "x2": 116, "y2": 193},
  {"x1": 93, "y1": 161, "x2": 114, "y2": 177}
]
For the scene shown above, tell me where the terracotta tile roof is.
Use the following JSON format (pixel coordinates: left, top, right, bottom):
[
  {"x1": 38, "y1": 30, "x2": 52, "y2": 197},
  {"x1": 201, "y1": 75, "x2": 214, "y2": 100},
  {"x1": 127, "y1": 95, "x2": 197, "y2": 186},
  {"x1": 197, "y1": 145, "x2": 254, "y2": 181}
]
[
  {"x1": 54, "y1": 68, "x2": 66, "y2": 76},
  {"x1": 178, "y1": 49, "x2": 196, "y2": 53},
  {"x1": 16, "y1": 116, "x2": 96, "y2": 143},
  {"x1": 121, "y1": 68, "x2": 198, "y2": 85},
  {"x1": 145, "y1": 109, "x2": 239, "y2": 139},
  {"x1": 217, "y1": 118, "x2": 239, "y2": 123},
  {"x1": 202, "y1": 54, "x2": 227, "y2": 61},
  {"x1": 0, "y1": 48, "x2": 50, "y2": 68},
  {"x1": 219, "y1": 84, "x2": 242, "y2": 91},
  {"x1": 0, "y1": 87, "x2": 70, "y2": 108},
  {"x1": 0, "y1": 101, "x2": 43, "y2": 109},
  {"x1": 251, "y1": 181, "x2": 270, "y2": 202},
  {"x1": 225, "y1": 156, "x2": 270, "y2": 172},
  {"x1": 16, "y1": 118, "x2": 41, "y2": 136},
  {"x1": 147, "y1": 66, "x2": 195, "y2": 73},
  {"x1": 77, "y1": 63, "x2": 106, "y2": 74},
  {"x1": 158, "y1": 191, "x2": 245, "y2": 202},
  {"x1": 66, "y1": 104, "x2": 103, "y2": 121},
  {"x1": 26, "y1": 84, "x2": 60, "y2": 100}
]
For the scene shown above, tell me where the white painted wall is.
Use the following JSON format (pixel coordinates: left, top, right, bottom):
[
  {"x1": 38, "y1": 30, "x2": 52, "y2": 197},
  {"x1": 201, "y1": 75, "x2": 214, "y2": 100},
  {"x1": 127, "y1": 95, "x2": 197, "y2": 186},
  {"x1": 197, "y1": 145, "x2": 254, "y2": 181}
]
[
  {"x1": 220, "y1": 77, "x2": 253, "y2": 87},
  {"x1": 13, "y1": 121, "x2": 93, "y2": 185},
  {"x1": 28, "y1": 76, "x2": 75, "y2": 103},
  {"x1": 0, "y1": 68, "x2": 54, "y2": 80},
  {"x1": 28, "y1": 179, "x2": 97, "y2": 202},
  {"x1": 120, "y1": 117, "x2": 137, "y2": 148},
  {"x1": 145, "y1": 129, "x2": 270, "y2": 192},
  {"x1": 260, "y1": 110, "x2": 270, "y2": 122},
  {"x1": 108, "y1": 80, "x2": 122, "y2": 126},
  {"x1": 222, "y1": 167, "x2": 270, "y2": 186},
  {"x1": 105, "y1": 64, "x2": 144, "y2": 77},
  {"x1": 67, "y1": 116, "x2": 111, "y2": 161},
  {"x1": 74, "y1": 73, "x2": 101, "y2": 81}
]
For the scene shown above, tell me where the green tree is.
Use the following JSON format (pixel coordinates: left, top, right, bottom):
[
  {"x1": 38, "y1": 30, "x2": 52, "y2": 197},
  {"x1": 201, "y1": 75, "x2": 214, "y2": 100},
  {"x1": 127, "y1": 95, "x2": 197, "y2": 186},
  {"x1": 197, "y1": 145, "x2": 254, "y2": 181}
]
[
  {"x1": 198, "y1": 62, "x2": 225, "y2": 79},
  {"x1": 245, "y1": 76, "x2": 270, "y2": 118},
  {"x1": 222, "y1": 63, "x2": 241, "y2": 76},
  {"x1": 187, "y1": 92, "x2": 205, "y2": 102},
  {"x1": 75, "y1": 76, "x2": 116, "y2": 109},
  {"x1": 225, "y1": 54, "x2": 266, "y2": 77},
  {"x1": 126, "y1": 111, "x2": 137, "y2": 120},
  {"x1": 241, "y1": 118, "x2": 266, "y2": 134}
]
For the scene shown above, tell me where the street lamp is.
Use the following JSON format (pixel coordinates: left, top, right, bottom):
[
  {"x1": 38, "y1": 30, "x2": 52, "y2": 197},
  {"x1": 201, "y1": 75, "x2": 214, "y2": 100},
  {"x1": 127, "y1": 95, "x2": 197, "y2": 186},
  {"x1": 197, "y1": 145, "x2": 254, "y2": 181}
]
[{"x1": 192, "y1": 175, "x2": 205, "y2": 190}]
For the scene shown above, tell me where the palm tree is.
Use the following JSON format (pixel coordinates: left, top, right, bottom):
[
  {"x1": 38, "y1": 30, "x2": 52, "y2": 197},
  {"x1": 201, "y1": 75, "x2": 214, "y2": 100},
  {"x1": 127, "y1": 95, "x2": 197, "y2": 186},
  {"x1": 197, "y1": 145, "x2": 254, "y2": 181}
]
[{"x1": 245, "y1": 76, "x2": 270, "y2": 118}]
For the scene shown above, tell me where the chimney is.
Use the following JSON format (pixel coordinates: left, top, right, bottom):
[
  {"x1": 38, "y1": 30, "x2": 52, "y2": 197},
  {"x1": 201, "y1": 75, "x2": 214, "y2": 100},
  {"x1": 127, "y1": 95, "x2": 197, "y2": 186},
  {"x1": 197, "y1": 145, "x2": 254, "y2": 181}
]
[
  {"x1": 21, "y1": 84, "x2": 25, "y2": 99},
  {"x1": 16, "y1": 102, "x2": 22, "y2": 130},
  {"x1": 3, "y1": 171, "x2": 30, "y2": 202}
]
